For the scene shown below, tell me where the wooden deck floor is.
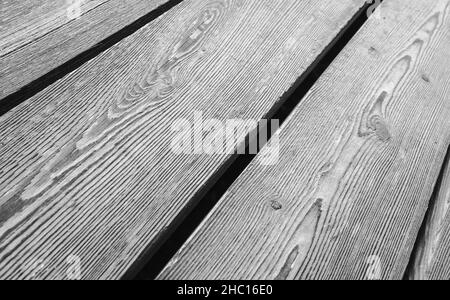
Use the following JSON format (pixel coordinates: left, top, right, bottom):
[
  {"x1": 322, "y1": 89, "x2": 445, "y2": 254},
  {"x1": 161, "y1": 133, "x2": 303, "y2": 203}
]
[{"x1": 0, "y1": 0, "x2": 449, "y2": 280}]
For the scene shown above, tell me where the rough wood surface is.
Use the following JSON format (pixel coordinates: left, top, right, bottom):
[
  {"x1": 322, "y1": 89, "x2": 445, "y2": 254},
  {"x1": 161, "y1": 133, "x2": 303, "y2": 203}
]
[
  {"x1": 159, "y1": 0, "x2": 450, "y2": 280},
  {"x1": 408, "y1": 153, "x2": 450, "y2": 280},
  {"x1": 0, "y1": 0, "x2": 171, "y2": 99},
  {"x1": 0, "y1": 0, "x2": 366, "y2": 279}
]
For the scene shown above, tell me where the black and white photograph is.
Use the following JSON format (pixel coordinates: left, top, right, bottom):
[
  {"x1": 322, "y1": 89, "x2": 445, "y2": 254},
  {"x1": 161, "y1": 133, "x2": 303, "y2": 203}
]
[{"x1": 0, "y1": 0, "x2": 449, "y2": 285}]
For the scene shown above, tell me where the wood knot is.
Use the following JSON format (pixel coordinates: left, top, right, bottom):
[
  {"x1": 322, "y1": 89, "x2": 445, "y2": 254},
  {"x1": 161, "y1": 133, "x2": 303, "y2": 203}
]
[
  {"x1": 369, "y1": 116, "x2": 392, "y2": 142},
  {"x1": 368, "y1": 46, "x2": 379, "y2": 56},
  {"x1": 270, "y1": 200, "x2": 282, "y2": 211}
]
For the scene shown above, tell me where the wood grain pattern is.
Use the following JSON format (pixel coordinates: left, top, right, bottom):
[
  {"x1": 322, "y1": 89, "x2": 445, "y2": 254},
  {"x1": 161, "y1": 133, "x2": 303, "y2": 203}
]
[
  {"x1": 0, "y1": 0, "x2": 367, "y2": 279},
  {"x1": 159, "y1": 0, "x2": 450, "y2": 280},
  {"x1": 408, "y1": 153, "x2": 450, "y2": 280},
  {"x1": 0, "y1": 0, "x2": 171, "y2": 99}
]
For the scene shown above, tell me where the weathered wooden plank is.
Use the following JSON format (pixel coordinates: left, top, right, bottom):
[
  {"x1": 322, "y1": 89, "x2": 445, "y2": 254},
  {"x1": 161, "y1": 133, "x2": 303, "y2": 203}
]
[
  {"x1": 408, "y1": 152, "x2": 450, "y2": 280},
  {"x1": 0, "y1": 0, "x2": 172, "y2": 100},
  {"x1": 159, "y1": 0, "x2": 450, "y2": 280},
  {"x1": 0, "y1": 0, "x2": 367, "y2": 279}
]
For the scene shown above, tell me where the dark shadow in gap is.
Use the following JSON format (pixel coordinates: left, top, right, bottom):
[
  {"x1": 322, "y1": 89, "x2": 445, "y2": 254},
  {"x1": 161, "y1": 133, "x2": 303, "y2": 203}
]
[
  {"x1": 128, "y1": 2, "x2": 378, "y2": 280},
  {"x1": 0, "y1": 0, "x2": 184, "y2": 116}
]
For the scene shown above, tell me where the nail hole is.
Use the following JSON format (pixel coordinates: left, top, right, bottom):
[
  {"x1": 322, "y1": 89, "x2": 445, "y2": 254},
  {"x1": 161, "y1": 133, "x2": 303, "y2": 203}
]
[{"x1": 421, "y1": 74, "x2": 430, "y2": 83}]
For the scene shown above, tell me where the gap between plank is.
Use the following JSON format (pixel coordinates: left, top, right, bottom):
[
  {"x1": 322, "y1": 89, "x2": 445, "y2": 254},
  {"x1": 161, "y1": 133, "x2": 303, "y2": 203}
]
[
  {"x1": 127, "y1": 1, "x2": 381, "y2": 280},
  {"x1": 403, "y1": 144, "x2": 450, "y2": 280},
  {"x1": 0, "y1": 0, "x2": 184, "y2": 117}
]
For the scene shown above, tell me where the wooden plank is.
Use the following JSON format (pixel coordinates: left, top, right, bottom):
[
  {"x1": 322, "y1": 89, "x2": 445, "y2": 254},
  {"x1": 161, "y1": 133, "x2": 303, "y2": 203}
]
[
  {"x1": 408, "y1": 153, "x2": 450, "y2": 280},
  {"x1": 159, "y1": 0, "x2": 450, "y2": 280},
  {"x1": 0, "y1": 0, "x2": 172, "y2": 100},
  {"x1": 0, "y1": 0, "x2": 367, "y2": 279}
]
